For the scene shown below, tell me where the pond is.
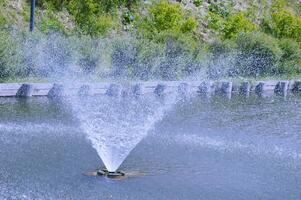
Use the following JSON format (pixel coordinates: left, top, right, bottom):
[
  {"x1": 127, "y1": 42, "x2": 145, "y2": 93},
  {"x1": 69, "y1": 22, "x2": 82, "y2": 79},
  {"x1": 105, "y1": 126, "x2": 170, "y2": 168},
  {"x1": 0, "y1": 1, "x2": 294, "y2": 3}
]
[{"x1": 0, "y1": 93, "x2": 301, "y2": 200}]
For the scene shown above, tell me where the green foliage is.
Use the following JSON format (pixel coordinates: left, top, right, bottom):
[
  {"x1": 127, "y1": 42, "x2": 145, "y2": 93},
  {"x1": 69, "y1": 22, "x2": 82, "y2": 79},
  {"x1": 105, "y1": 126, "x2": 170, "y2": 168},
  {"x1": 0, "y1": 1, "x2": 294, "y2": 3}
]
[
  {"x1": 181, "y1": 17, "x2": 198, "y2": 33},
  {"x1": 266, "y1": 10, "x2": 301, "y2": 41},
  {"x1": 278, "y1": 38, "x2": 301, "y2": 74},
  {"x1": 262, "y1": 0, "x2": 301, "y2": 42},
  {"x1": 270, "y1": 0, "x2": 286, "y2": 12},
  {"x1": 37, "y1": 0, "x2": 138, "y2": 12},
  {"x1": 138, "y1": 0, "x2": 197, "y2": 42},
  {"x1": 138, "y1": 1, "x2": 197, "y2": 35},
  {"x1": 208, "y1": 1, "x2": 232, "y2": 18},
  {"x1": 122, "y1": 10, "x2": 135, "y2": 25},
  {"x1": 35, "y1": 0, "x2": 67, "y2": 10},
  {"x1": 223, "y1": 12, "x2": 258, "y2": 39},
  {"x1": 234, "y1": 32, "x2": 283, "y2": 77},
  {"x1": 207, "y1": 4, "x2": 257, "y2": 40},
  {"x1": 0, "y1": 29, "x2": 23, "y2": 81},
  {"x1": 148, "y1": 1, "x2": 184, "y2": 33},
  {"x1": 193, "y1": 0, "x2": 202, "y2": 7},
  {"x1": 0, "y1": 0, "x2": 7, "y2": 26},
  {"x1": 1, "y1": 0, "x2": 301, "y2": 81},
  {"x1": 100, "y1": 0, "x2": 138, "y2": 12},
  {"x1": 67, "y1": 0, "x2": 120, "y2": 36},
  {"x1": 0, "y1": 12, "x2": 6, "y2": 26},
  {"x1": 39, "y1": 12, "x2": 66, "y2": 33},
  {"x1": 109, "y1": 37, "x2": 205, "y2": 80},
  {"x1": 207, "y1": 12, "x2": 224, "y2": 31}
]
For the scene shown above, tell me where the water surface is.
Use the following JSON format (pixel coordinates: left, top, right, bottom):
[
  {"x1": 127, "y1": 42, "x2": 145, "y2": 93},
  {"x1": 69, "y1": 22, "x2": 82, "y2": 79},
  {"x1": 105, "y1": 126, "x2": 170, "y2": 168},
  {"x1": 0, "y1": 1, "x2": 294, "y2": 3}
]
[{"x1": 0, "y1": 94, "x2": 300, "y2": 200}]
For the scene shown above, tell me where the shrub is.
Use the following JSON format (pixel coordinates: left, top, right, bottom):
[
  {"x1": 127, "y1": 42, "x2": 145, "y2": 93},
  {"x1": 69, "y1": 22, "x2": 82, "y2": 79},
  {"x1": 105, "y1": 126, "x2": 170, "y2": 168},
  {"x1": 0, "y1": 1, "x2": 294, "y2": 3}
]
[
  {"x1": 233, "y1": 32, "x2": 283, "y2": 77},
  {"x1": 35, "y1": 0, "x2": 66, "y2": 10},
  {"x1": 193, "y1": 0, "x2": 202, "y2": 7},
  {"x1": 36, "y1": 0, "x2": 139, "y2": 11},
  {"x1": 39, "y1": 12, "x2": 66, "y2": 33},
  {"x1": 110, "y1": 38, "x2": 137, "y2": 78},
  {"x1": 138, "y1": 0, "x2": 197, "y2": 39},
  {"x1": 67, "y1": 0, "x2": 120, "y2": 36},
  {"x1": 222, "y1": 12, "x2": 258, "y2": 39},
  {"x1": 181, "y1": 17, "x2": 198, "y2": 33},
  {"x1": 207, "y1": 12, "x2": 225, "y2": 31},
  {"x1": 207, "y1": 40, "x2": 237, "y2": 79},
  {"x1": 208, "y1": 1, "x2": 231, "y2": 18},
  {"x1": 270, "y1": 10, "x2": 301, "y2": 41},
  {"x1": 0, "y1": 12, "x2": 6, "y2": 26},
  {"x1": 109, "y1": 36, "x2": 205, "y2": 80},
  {"x1": 262, "y1": 0, "x2": 301, "y2": 42},
  {"x1": 278, "y1": 39, "x2": 301, "y2": 74},
  {"x1": 0, "y1": 30, "x2": 23, "y2": 81},
  {"x1": 19, "y1": 32, "x2": 76, "y2": 77},
  {"x1": 149, "y1": 1, "x2": 184, "y2": 33},
  {"x1": 0, "y1": 0, "x2": 7, "y2": 26}
]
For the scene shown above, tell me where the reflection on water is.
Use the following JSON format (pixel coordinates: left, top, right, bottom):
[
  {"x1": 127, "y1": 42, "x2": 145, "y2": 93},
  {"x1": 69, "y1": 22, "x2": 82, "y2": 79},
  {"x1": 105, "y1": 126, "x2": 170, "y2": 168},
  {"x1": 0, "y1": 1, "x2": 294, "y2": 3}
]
[{"x1": 0, "y1": 93, "x2": 301, "y2": 200}]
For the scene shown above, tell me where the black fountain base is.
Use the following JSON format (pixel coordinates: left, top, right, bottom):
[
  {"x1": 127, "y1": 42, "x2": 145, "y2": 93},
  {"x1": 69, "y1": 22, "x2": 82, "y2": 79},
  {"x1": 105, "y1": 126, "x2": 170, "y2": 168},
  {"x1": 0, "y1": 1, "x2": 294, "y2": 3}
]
[
  {"x1": 96, "y1": 169, "x2": 126, "y2": 179},
  {"x1": 84, "y1": 168, "x2": 145, "y2": 180}
]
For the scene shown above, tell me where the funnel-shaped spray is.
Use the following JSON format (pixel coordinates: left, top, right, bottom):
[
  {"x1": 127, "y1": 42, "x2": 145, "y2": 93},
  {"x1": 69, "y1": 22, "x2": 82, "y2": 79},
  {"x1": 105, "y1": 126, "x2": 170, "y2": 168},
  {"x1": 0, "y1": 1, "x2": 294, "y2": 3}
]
[{"x1": 69, "y1": 94, "x2": 175, "y2": 172}]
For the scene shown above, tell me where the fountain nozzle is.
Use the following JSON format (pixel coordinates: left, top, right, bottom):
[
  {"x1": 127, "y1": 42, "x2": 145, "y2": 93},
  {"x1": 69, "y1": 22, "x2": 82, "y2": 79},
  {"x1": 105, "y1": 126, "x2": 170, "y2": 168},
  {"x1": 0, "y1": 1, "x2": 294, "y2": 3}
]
[{"x1": 96, "y1": 169, "x2": 126, "y2": 179}]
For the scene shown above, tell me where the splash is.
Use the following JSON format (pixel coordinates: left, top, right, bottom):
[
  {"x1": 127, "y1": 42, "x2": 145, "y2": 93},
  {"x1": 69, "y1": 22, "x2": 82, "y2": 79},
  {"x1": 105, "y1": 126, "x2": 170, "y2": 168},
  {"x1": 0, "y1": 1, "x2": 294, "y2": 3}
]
[{"x1": 69, "y1": 93, "x2": 176, "y2": 172}]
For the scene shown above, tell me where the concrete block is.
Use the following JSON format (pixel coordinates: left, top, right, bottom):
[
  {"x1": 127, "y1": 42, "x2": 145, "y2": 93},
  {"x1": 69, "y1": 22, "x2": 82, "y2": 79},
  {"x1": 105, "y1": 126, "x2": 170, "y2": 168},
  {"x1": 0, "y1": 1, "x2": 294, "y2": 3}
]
[
  {"x1": 198, "y1": 81, "x2": 215, "y2": 94},
  {"x1": 106, "y1": 84, "x2": 122, "y2": 96},
  {"x1": 221, "y1": 82, "x2": 233, "y2": 94},
  {"x1": 139, "y1": 82, "x2": 158, "y2": 94},
  {"x1": 48, "y1": 84, "x2": 64, "y2": 98},
  {"x1": 178, "y1": 82, "x2": 190, "y2": 96},
  {"x1": 293, "y1": 81, "x2": 301, "y2": 92},
  {"x1": 287, "y1": 80, "x2": 295, "y2": 90},
  {"x1": 240, "y1": 82, "x2": 251, "y2": 94},
  {"x1": 154, "y1": 84, "x2": 166, "y2": 95},
  {"x1": 275, "y1": 81, "x2": 289, "y2": 95},
  {"x1": 78, "y1": 84, "x2": 91, "y2": 96},
  {"x1": 31, "y1": 83, "x2": 53, "y2": 96},
  {"x1": 0, "y1": 83, "x2": 22, "y2": 97},
  {"x1": 88, "y1": 83, "x2": 110, "y2": 95},
  {"x1": 16, "y1": 84, "x2": 34, "y2": 97},
  {"x1": 255, "y1": 81, "x2": 278, "y2": 94},
  {"x1": 132, "y1": 84, "x2": 143, "y2": 95},
  {"x1": 231, "y1": 82, "x2": 240, "y2": 93}
]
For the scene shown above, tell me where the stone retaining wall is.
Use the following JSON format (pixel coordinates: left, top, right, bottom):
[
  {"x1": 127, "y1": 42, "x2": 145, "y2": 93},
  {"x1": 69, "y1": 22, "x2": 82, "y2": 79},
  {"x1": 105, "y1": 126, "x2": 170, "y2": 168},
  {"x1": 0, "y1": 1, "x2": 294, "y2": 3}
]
[{"x1": 0, "y1": 80, "x2": 300, "y2": 97}]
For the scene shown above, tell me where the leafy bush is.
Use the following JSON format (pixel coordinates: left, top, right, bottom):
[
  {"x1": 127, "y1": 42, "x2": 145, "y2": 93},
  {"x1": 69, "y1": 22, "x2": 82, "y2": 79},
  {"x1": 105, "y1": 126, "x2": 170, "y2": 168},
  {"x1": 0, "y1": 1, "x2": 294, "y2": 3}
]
[
  {"x1": 138, "y1": 0, "x2": 197, "y2": 39},
  {"x1": 0, "y1": 12, "x2": 6, "y2": 26},
  {"x1": 233, "y1": 32, "x2": 283, "y2": 77},
  {"x1": 267, "y1": 10, "x2": 301, "y2": 41},
  {"x1": 39, "y1": 11, "x2": 66, "y2": 33},
  {"x1": 0, "y1": 2, "x2": 6, "y2": 26},
  {"x1": 181, "y1": 17, "x2": 198, "y2": 33},
  {"x1": 261, "y1": 0, "x2": 301, "y2": 42},
  {"x1": 67, "y1": 0, "x2": 120, "y2": 36},
  {"x1": 208, "y1": 1, "x2": 231, "y2": 18},
  {"x1": 109, "y1": 36, "x2": 205, "y2": 80},
  {"x1": 278, "y1": 38, "x2": 301, "y2": 74},
  {"x1": 0, "y1": 29, "x2": 23, "y2": 81},
  {"x1": 35, "y1": 0, "x2": 67, "y2": 10},
  {"x1": 222, "y1": 12, "x2": 257, "y2": 39},
  {"x1": 193, "y1": 0, "x2": 202, "y2": 7},
  {"x1": 207, "y1": 12, "x2": 225, "y2": 31},
  {"x1": 37, "y1": 0, "x2": 138, "y2": 11}
]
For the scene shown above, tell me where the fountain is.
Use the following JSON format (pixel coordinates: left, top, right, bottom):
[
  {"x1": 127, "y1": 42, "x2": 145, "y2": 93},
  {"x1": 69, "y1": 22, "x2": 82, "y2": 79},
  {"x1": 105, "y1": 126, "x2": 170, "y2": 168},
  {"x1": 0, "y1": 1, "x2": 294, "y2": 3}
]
[{"x1": 67, "y1": 90, "x2": 178, "y2": 173}]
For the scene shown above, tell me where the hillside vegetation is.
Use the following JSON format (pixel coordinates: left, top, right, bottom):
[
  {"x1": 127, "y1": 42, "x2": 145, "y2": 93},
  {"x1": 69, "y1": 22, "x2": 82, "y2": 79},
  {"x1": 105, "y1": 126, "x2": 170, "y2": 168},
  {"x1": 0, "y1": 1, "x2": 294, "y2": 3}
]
[{"x1": 0, "y1": 0, "x2": 301, "y2": 82}]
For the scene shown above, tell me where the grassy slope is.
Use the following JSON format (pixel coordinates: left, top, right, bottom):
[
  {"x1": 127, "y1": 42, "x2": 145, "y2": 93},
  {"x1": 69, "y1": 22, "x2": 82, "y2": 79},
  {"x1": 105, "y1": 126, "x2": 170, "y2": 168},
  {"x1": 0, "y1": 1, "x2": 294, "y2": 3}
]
[
  {"x1": 0, "y1": 0, "x2": 300, "y2": 39},
  {"x1": 0, "y1": 0, "x2": 301, "y2": 82}
]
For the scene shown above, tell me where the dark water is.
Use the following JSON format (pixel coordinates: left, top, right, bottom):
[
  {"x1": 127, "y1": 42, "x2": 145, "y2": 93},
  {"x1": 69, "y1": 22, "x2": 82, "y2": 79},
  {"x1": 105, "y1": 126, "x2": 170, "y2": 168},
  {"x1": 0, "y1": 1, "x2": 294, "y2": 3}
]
[{"x1": 0, "y1": 94, "x2": 301, "y2": 200}]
